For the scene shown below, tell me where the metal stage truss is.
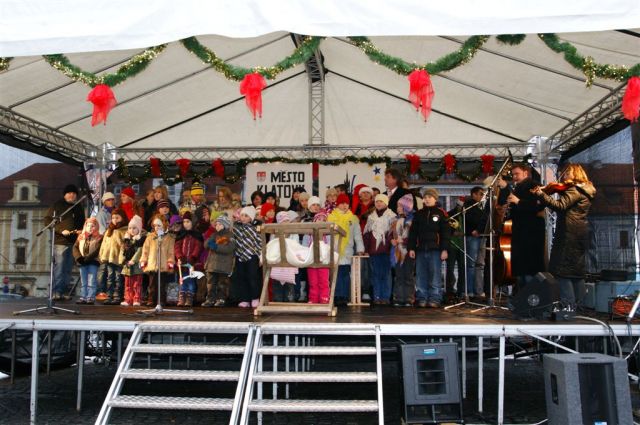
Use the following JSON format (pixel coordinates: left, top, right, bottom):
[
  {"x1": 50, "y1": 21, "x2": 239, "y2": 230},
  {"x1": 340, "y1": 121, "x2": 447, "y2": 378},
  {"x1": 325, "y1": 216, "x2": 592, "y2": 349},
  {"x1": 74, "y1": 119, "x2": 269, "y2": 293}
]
[{"x1": 1, "y1": 316, "x2": 639, "y2": 425}]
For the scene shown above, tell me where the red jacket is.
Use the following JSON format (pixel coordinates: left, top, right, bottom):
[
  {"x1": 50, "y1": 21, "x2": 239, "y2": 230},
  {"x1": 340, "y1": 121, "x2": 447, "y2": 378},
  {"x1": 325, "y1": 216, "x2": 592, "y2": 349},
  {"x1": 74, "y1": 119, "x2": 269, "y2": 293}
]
[{"x1": 174, "y1": 231, "x2": 204, "y2": 270}]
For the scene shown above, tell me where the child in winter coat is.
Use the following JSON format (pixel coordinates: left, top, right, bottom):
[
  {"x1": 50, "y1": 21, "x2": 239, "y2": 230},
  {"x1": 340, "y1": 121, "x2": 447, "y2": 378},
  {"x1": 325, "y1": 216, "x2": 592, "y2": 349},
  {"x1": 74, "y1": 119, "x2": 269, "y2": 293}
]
[
  {"x1": 408, "y1": 188, "x2": 450, "y2": 308},
  {"x1": 328, "y1": 193, "x2": 364, "y2": 305},
  {"x1": 119, "y1": 215, "x2": 146, "y2": 306},
  {"x1": 140, "y1": 214, "x2": 175, "y2": 306},
  {"x1": 304, "y1": 211, "x2": 331, "y2": 304},
  {"x1": 363, "y1": 194, "x2": 397, "y2": 304},
  {"x1": 98, "y1": 209, "x2": 129, "y2": 305},
  {"x1": 391, "y1": 194, "x2": 416, "y2": 306},
  {"x1": 73, "y1": 218, "x2": 103, "y2": 304},
  {"x1": 232, "y1": 206, "x2": 262, "y2": 308},
  {"x1": 270, "y1": 211, "x2": 300, "y2": 302},
  {"x1": 203, "y1": 214, "x2": 236, "y2": 307},
  {"x1": 174, "y1": 211, "x2": 203, "y2": 307}
]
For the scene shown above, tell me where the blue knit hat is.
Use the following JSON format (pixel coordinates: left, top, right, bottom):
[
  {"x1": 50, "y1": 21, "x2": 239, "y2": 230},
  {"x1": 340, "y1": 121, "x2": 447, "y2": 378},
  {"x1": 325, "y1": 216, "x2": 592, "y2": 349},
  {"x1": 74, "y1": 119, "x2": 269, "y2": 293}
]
[{"x1": 215, "y1": 214, "x2": 231, "y2": 230}]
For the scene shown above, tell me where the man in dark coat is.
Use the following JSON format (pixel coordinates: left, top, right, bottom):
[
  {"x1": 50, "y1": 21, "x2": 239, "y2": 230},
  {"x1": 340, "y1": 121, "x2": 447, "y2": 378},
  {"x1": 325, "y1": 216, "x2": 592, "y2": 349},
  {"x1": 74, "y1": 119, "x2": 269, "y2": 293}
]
[
  {"x1": 45, "y1": 184, "x2": 86, "y2": 300},
  {"x1": 504, "y1": 163, "x2": 546, "y2": 287},
  {"x1": 384, "y1": 168, "x2": 414, "y2": 213}
]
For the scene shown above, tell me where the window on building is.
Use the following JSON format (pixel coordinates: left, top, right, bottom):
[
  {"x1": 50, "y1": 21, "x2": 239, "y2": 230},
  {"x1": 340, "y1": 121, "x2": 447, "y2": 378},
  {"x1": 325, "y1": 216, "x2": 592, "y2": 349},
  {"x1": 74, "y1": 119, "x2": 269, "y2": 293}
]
[
  {"x1": 17, "y1": 213, "x2": 27, "y2": 229},
  {"x1": 15, "y1": 247, "x2": 26, "y2": 265},
  {"x1": 620, "y1": 230, "x2": 630, "y2": 249},
  {"x1": 20, "y1": 186, "x2": 29, "y2": 201}
]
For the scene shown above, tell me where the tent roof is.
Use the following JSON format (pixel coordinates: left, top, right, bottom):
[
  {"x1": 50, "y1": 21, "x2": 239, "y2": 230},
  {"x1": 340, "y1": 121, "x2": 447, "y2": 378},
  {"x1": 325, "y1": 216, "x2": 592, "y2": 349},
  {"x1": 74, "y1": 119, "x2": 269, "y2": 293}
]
[{"x1": 1, "y1": 5, "x2": 639, "y2": 163}]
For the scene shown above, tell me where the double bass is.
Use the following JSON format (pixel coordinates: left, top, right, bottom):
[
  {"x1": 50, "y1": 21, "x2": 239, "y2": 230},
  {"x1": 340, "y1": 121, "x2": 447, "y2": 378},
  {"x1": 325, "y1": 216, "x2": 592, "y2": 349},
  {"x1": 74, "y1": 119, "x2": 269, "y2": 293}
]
[{"x1": 485, "y1": 173, "x2": 515, "y2": 290}]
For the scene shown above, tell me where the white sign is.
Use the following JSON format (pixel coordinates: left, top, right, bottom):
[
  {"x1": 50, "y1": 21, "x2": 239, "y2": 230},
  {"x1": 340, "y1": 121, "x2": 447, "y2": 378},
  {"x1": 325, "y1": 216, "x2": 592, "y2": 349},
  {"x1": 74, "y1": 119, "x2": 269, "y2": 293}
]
[
  {"x1": 317, "y1": 162, "x2": 386, "y2": 203},
  {"x1": 244, "y1": 163, "x2": 313, "y2": 208}
]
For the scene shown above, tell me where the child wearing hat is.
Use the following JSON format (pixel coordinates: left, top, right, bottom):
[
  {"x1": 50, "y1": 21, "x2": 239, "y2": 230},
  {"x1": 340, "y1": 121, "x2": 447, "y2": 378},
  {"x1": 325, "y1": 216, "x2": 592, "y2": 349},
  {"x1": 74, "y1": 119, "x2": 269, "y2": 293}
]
[
  {"x1": 174, "y1": 211, "x2": 204, "y2": 307},
  {"x1": 363, "y1": 194, "x2": 397, "y2": 304},
  {"x1": 328, "y1": 193, "x2": 364, "y2": 305},
  {"x1": 157, "y1": 199, "x2": 172, "y2": 224},
  {"x1": 180, "y1": 182, "x2": 206, "y2": 214},
  {"x1": 119, "y1": 187, "x2": 139, "y2": 220},
  {"x1": 98, "y1": 209, "x2": 129, "y2": 305},
  {"x1": 392, "y1": 194, "x2": 416, "y2": 306},
  {"x1": 140, "y1": 214, "x2": 175, "y2": 306},
  {"x1": 203, "y1": 214, "x2": 236, "y2": 307},
  {"x1": 408, "y1": 188, "x2": 449, "y2": 308},
  {"x1": 119, "y1": 215, "x2": 147, "y2": 306},
  {"x1": 232, "y1": 206, "x2": 262, "y2": 307},
  {"x1": 72, "y1": 218, "x2": 103, "y2": 304}
]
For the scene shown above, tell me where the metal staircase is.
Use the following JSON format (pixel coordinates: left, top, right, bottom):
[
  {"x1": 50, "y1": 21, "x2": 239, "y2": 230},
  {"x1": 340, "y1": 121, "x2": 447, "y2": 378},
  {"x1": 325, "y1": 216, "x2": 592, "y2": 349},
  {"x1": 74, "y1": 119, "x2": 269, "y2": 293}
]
[
  {"x1": 240, "y1": 324, "x2": 385, "y2": 424},
  {"x1": 95, "y1": 322, "x2": 256, "y2": 425}
]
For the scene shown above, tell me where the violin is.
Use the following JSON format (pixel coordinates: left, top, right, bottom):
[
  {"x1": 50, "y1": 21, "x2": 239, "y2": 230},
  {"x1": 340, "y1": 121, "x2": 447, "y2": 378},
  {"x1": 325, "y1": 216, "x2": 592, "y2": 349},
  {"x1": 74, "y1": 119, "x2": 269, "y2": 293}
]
[{"x1": 534, "y1": 180, "x2": 575, "y2": 195}]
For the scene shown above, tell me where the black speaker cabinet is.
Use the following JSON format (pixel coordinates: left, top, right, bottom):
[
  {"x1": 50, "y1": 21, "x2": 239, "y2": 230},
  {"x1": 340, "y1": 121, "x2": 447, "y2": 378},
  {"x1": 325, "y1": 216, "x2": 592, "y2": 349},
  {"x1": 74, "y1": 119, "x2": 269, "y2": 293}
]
[
  {"x1": 544, "y1": 353, "x2": 633, "y2": 425},
  {"x1": 512, "y1": 272, "x2": 560, "y2": 319},
  {"x1": 399, "y1": 343, "x2": 463, "y2": 424}
]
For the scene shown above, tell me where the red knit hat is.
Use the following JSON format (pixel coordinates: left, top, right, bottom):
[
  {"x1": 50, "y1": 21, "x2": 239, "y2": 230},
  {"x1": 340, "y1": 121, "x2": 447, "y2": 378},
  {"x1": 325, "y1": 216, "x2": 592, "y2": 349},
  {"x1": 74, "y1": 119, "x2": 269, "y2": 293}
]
[
  {"x1": 121, "y1": 187, "x2": 136, "y2": 200},
  {"x1": 260, "y1": 202, "x2": 275, "y2": 216},
  {"x1": 336, "y1": 193, "x2": 350, "y2": 206}
]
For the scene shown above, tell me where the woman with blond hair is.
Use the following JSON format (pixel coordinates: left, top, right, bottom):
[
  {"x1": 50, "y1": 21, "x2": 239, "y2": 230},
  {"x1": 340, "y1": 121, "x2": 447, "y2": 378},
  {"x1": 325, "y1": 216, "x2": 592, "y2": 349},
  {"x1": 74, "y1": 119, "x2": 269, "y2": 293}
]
[
  {"x1": 533, "y1": 163, "x2": 596, "y2": 308},
  {"x1": 210, "y1": 187, "x2": 234, "y2": 222}
]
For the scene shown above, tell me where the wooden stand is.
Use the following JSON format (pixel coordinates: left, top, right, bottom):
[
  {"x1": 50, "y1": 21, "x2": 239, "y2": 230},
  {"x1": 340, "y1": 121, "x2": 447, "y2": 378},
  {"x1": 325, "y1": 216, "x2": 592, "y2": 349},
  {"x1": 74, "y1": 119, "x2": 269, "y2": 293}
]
[
  {"x1": 348, "y1": 255, "x2": 370, "y2": 306},
  {"x1": 254, "y1": 222, "x2": 345, "y2": 316}
]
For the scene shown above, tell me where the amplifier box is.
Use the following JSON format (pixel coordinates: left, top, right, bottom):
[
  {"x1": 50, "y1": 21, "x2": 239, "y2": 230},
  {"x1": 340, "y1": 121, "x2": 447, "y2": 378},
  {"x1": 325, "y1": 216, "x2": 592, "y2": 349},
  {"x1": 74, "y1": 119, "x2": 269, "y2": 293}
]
[
  {"x1": 583, "y1": 282, "x2": 595, "y2": 309},
  {"x1": 595, "y1": 281, "x2": 640, "y2": 313}
]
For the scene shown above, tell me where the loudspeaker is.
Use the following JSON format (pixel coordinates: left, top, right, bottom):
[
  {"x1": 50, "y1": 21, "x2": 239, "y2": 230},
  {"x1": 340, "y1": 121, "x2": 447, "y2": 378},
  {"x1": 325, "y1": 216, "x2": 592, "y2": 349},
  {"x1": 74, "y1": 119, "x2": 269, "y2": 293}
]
[
  {"x1": 511, "y1": 272, "x2": 560, "y2": 319},
  {"x1": 544, "y1": 353, "x2": 633, "y2": 425},
  {"x1": 399, "y1": 343, "x2": 463, "y2": 424}
]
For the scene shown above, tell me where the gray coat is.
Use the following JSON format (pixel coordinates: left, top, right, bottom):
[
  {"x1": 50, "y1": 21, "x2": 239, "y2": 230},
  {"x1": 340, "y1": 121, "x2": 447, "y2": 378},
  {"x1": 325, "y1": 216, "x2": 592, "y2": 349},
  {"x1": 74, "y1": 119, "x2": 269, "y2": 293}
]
[
  {"x1": 539, "y1": 183, "x2": 596, "y2": 278},
  {"x1": 204, "y1": 229, "x2": 236, "y2": 274}
]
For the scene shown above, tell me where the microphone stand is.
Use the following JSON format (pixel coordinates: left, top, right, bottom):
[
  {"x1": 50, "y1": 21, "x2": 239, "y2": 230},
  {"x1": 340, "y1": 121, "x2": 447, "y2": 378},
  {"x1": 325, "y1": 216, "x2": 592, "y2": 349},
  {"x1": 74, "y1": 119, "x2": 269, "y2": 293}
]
[
  {"x1": 139, "y1": 231, "x2": 192, "y2": 316},
  {"x1": 14, "y1": 195, "x2": 87, "y2": 315},
  {"x1": 445, "y1": 197, "x2": 489, "y2": 310}
]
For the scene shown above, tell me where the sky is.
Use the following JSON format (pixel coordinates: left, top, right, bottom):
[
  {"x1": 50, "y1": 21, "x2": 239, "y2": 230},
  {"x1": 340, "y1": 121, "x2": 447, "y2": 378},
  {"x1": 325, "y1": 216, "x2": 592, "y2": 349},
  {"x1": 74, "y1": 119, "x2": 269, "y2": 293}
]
[{"x1": 0, "y1": 143, "x2": 57, "y2": 179}]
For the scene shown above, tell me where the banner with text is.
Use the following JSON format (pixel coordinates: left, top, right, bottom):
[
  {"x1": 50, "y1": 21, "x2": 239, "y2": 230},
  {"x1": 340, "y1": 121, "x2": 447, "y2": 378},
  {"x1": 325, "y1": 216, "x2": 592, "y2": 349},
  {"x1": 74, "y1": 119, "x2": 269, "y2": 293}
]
[
  {"x1": 317, "y1": 162, "x2": 386, "y2": 203},
  {"x1": 244, "y1": 162, "x2": 313, "y2": 208}
]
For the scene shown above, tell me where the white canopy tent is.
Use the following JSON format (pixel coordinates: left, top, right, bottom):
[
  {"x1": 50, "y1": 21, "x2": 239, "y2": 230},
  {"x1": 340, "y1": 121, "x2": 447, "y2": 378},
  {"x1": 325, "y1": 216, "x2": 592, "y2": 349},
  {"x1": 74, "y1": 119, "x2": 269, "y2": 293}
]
[{"x1": 0, "y1": 1, "x2": 639, "y2": 164}]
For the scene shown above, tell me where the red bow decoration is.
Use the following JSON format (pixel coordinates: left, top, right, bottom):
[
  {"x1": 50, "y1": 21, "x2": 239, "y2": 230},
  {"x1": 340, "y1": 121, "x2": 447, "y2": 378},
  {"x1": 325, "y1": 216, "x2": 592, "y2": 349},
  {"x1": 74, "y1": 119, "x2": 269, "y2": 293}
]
[
  {"x1": 408, "y1": 69, "x2": 435, "y2": 122},
  {"x1": 480, "y1": 154, "x2": 495, "y2": 174},
  {"x1": 87, "y1": 84, "x2": 117, "y2": 126},
  {"x1": 443, "y1": 154, "x2": 456, "y2": 174},
  {"x1": 405, "y1": 154, "x2": 421, "y2": 174},
  {"x1": 149, "y1": 157, "x2": 162, "y2": 177},
  {"x1": 622, "y1": 76, "x2": 640, "y2": 122},
  {"x1": 175, "y1": 159, "x2": 191, "y2": 178},
  {"x1": 212, "y1": 158, "x2": 225, "y2": 178},
  {"x1": 239, "y1": 72, "x2": 267, "y2": 119}
]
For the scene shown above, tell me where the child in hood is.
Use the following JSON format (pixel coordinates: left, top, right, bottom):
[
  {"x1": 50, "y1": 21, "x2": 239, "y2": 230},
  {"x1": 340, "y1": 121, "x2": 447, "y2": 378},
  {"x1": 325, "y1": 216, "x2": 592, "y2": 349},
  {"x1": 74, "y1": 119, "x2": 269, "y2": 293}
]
[
  {"x1": 174, "y1": 211, "x2": 204, "y2": 307},
  {"x1": 203, "y1": 214, "x2": 236, "y2": 307},
  {"x1": 73, "y1": 218, "x2": 103, "y2": 304},
  {"x1": 119, "y1": 215, "x2": 147, "y2": 306},
  {"x1": 363, "y1": 194, "x2": 396, "y2": 304},
  {"x1": 98, "y1": 209, "x2": 129, "y2": 305}
]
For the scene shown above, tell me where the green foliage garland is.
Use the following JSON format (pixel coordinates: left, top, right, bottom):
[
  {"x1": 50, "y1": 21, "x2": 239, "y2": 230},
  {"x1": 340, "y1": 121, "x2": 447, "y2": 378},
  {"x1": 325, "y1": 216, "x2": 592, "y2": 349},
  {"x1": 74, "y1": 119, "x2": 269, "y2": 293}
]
[
  {"x1": 496, "y1": 34, "x2": 526, "y2": 45},
  {"x1": 538, "y1": 33, "x2": 640, "y2": 87},
  {"x1": 181, "y1": 36, "x2": 323, "y2": 81},
  {"x1": 43, "y1": 45, "x2": 167, "y2": 87},
  {"x1": 347, "y1": 35, "x2": 489, "y2": 76},
  {"x1": 0, "y1": 57, "x2": 12, "y2": 72}
]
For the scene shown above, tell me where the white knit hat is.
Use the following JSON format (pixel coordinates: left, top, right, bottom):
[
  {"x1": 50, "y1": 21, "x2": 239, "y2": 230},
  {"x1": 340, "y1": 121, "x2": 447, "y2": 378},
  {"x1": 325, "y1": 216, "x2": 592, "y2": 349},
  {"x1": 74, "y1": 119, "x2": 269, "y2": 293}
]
[
  {"x1": 240, "y1": 205, "x2": 257, "y2": 220},
  {"x1": 308, "y1": 196, "x2": 321, "y2": 207},
  {"x1": 128, "y1": 215, "x2": 143, "y2": 233},
  {"x1": 101, "y1": 192, "x2": 115, "y2": 202}
]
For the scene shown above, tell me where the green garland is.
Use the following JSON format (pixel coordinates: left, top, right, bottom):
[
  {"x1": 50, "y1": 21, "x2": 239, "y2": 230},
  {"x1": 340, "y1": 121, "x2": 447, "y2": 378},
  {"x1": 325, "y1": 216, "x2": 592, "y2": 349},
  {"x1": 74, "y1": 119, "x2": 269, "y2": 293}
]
[
  {"x1": 496, "y1": 34, "x2": 526, "y2": 46},
  {"x1": 181, "y1": 36, "x2": 323, "y2": 81},
  {"x1": 538, "y1": 33, "x2": 640, "y2": 87},
  {"x1": 0, "y1": 57, "x2": 12, "y2": 72},
  {"x1": 347, "y1": 35, "x2": 489, "y2": 76},
  {"x1": 406, "y1": 161, "x2": 484, "y2": 183},
  {"x1": 43, "y1": 45, "x2": 167, "y2": 87}
]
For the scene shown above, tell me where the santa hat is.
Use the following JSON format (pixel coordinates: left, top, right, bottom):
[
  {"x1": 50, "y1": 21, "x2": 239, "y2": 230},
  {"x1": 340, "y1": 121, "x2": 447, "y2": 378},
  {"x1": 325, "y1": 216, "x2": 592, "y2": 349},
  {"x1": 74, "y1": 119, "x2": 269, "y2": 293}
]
[
  {"x1": 351, "y1": 184, "x2": 366, "y2": 213},
  {"x1": 240, "y1": 205, "x2": 257, "y2": 220},
  {"x1": 336, "y1": 193, "x2": 350, "y2": 206}
]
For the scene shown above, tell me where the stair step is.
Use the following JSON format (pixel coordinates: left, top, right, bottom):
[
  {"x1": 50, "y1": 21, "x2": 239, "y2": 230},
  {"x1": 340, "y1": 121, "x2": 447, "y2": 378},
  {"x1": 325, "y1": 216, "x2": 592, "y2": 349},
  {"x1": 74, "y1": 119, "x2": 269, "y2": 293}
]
[
  {"x1": 249, "y1": 399, "x2": 378, "y2": 412},
  {"x1": 258, "y1": 346, "x2": 376, "y2": 356},
  {"x1": 132, "y1": 344, "x2": 245, "y2": 355},
  {"x1": 109, "y1": 395, "x2": 233, "y2": 410},
  {"x1": 139, "y1": 322, "x2": 250, "y2": 333},
  {"x1": 121, "y1": 368, "x2": 239, "y2": 381},
  {"x1": 253, "y1": 371, "x2": 377, "y2": 383}
]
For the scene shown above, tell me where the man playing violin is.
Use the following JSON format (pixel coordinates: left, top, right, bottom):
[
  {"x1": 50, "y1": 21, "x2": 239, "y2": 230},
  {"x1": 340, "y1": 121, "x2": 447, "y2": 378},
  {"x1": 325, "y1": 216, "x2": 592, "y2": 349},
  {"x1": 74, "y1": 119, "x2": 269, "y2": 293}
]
[
  {"x1": 532, "y1": 164, "x2": 596, "y2": 307},
  {"x1": 500, "y1": 163, "x2": 546, "y2": 290}
]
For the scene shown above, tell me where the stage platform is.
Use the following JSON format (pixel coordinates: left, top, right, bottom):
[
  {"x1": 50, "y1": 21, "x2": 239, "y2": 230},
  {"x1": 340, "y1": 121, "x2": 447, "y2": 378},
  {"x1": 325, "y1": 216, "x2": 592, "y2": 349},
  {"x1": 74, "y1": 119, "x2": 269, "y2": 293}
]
[{"x1": 1, "y1": 297, "x2": 639, "y2": 338}]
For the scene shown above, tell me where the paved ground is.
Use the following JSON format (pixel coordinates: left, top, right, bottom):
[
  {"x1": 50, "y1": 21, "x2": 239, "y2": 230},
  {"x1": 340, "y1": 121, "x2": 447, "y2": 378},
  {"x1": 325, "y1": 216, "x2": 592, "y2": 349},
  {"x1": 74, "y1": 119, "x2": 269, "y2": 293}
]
[{"x1": 1, "y1": 337, "x2": 639, "y2": 424}]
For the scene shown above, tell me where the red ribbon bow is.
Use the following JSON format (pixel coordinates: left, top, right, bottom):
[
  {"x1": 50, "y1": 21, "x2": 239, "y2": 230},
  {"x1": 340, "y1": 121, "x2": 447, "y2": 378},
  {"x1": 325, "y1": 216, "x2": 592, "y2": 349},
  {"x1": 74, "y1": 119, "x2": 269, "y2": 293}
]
[
  {"x1": 408, "y1": 69, "x2": 435, "y2": 122},
  {"x1": 176, "y1": 159, "x2": 191, "y2": 178},
  {"x1": 405, "y1": 154, "x2": 421, "y2": 175},
  {"x1": 149, "y1": 157, "x2": 162, "y2": 177},
  {"x1": 239, "y1": 72, "x2": 267, "y2": 119},
  {"x1": 443, "y1": 154, "x2": 456, "y2": 174},
  {"x1": 87, "y1": 84, "x2": 117, "y2": 126},
  {"x1": 480, "y1": 154, "x2": 495, "y2": 174},
  {"x1": 622, "y1": 76, "x2": 640, "y2": 122},
  {"x1": 212, "y1": 158, "x2": 225, "y2": 178}
]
